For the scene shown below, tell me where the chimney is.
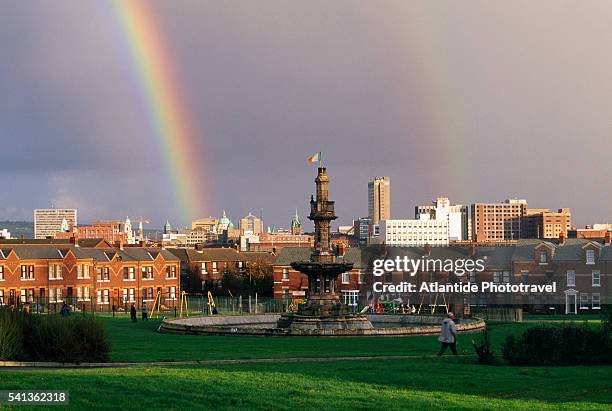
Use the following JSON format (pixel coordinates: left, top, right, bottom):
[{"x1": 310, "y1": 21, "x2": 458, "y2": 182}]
[
  {"x1": 424, "y1": 243, "x2": 432, "y2": 256},
  {"x1": 114, "y1": 240, "x2": 124, "y2": 250},
  {"x1": 605, "y1": 231, "x2": 611, "y2": 246},
  {"x1": 337, "y1": 243, "x2": 346, "y2": 257},
  {"x1": 195, "y1": 243, "x2": 204, "y2": 252},
  {"x1": 70, "y1": 236, "x2": 79, "y2": 247},
  {"x1": 559, "y1": 231, "x2": 566, "y2": 246},
  {"x1": 140, "y1": 240, "x2": 146, "y2": 247}
]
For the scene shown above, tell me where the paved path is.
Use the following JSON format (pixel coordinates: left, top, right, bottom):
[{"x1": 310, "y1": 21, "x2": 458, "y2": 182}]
[{"x1": 1, "y1": 354, "x2": 473, "y2": 370}]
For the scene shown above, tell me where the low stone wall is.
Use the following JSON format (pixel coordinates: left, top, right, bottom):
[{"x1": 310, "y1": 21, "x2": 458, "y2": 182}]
[{"x1": 159, "y1": 314, "x2": 485, "y2": 337}]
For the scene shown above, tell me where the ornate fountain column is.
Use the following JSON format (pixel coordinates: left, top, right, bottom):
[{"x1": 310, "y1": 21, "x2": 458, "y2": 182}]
[{"x1": 277, "y1": 166, "x2": 373, "y2": 331}]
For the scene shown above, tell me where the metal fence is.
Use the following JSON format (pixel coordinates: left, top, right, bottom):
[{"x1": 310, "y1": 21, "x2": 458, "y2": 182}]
[{"x1": 0, "y1": 294, "x2": 297, "y2": 317}]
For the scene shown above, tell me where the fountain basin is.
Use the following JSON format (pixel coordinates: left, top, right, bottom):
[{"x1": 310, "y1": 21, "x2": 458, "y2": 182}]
[{"x1": 159, "y1": 314, "x2": 485, "y2": 336}]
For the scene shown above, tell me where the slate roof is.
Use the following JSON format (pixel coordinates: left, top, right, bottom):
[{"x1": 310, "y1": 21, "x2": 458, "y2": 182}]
[
  {"x1": 0, "y1": 245, "x2": 179, "y2": 262},
  {"x1": 184, "y1": 247, "x2": 243, "y2": 262}
]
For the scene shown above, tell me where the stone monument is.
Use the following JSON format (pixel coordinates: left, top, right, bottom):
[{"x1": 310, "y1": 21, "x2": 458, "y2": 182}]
[{"x1": 277, "y1": 166, "x2": 373, "y2": 332}]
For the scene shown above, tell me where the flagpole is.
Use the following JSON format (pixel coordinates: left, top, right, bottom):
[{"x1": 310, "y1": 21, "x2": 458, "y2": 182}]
[{"x1": 319, "y1": 151, "x2": 322, "y2": 168}]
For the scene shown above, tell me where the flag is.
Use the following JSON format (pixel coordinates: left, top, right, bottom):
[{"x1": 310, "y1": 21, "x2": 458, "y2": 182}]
[{"x1": 307, "y1": 152, "x2": 322, "y2": 164}]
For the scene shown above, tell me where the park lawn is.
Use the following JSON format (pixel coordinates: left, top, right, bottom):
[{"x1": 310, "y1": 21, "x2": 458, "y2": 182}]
[
  {"x1": 0, "y1": 359, "x2": 610, "y2": 410},
  {"x1": 103, "y1": 316, "x2": 533, "y2": 362}
]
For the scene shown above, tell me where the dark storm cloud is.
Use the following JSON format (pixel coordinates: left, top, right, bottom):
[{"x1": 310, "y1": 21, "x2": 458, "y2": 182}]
[{"x1": 0, "y1": 0, "x2": 611, "y2": 228}]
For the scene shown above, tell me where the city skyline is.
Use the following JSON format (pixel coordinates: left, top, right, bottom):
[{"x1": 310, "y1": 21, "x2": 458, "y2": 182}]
[{"x1": 1, "y1": 1, "x2": 612, "y2": 228}]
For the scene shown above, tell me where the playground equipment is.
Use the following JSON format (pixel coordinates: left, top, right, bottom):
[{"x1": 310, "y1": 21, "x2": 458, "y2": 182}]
[
  {"x1": 150, "y1": 291, "x2": 162, "y2": 319},
  {"x1": 207, "y1": 291, "x2": 218, "y2": 315},
  {"x1": 417, "y1": 292, "x2": 449, "y2": 315},
  {"x1": 179, "y1": 291, "x2": 189, "y2": 318}
]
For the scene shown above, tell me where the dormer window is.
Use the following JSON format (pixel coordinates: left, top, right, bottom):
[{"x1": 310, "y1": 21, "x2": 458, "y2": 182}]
[
  {"x1": 539, "y1": 250, "x2": 548, "y2": 264},
  {"x1": 586, "y1": 249, "x2": 595, "y2": 265}
]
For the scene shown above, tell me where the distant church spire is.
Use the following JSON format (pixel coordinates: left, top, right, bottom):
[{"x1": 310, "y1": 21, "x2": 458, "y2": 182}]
[{"x1": 291, "y1": 208, "x2": 302, "y2": 235}]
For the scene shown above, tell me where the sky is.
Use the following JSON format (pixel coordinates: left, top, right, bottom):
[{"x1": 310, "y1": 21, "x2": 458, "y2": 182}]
[{"x1": 1, "y1": 1, "x2": 611, "y2": 230}]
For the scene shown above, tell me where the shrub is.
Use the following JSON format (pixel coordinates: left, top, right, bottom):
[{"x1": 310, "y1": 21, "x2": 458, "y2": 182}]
[
  {"x1": 0, "y1": 308, "x2": 110, "y2": 363},
  {"x1": 502, "y1": 323, "x2": 612, "y2": 366},
  {"x1": 472, "y1": 328, "x2": 495, "y2": 365},
  {"x1": 0, "y1": 310, "x2": 24, "y2": 360}
]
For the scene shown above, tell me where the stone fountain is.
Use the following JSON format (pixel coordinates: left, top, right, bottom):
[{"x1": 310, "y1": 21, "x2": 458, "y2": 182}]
[{"x1": 276, "y1": 167, "x2": 373, "y2": 331}]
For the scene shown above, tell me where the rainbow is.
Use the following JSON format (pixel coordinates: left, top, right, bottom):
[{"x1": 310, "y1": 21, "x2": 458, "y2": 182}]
[{"x1": 111, "y1": 0, "x2": 207, "y2": 223}]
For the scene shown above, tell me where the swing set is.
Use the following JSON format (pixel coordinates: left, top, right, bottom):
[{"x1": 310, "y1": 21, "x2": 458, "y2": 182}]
[
  {"x1": 417, "y1": 292, "x2": 449, "y2": 315},
  {"x1": 149, "y1": 290, "x2": 190, "y2": 319}
]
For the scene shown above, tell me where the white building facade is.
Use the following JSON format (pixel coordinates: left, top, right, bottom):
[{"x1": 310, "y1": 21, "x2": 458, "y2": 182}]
[
  {"x1": 34, "y1": 209, "x2": 77, "y2": 239},
  {"x1": 380, "y1": 214, "x2": 449, "y2": 247}
]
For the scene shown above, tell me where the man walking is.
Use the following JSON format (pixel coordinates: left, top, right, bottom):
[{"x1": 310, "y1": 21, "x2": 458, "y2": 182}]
[{"x1": 438, "y1": 312, "x2": 458, "y2": 356}]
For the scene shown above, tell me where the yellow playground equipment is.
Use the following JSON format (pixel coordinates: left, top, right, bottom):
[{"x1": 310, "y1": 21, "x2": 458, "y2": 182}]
[
  {"x1": 417, "y1": 292, "x2": 449, "y2": 315},
  {"x1": 150, "y1": 290, "x2": 162, "y2": 319},
  {"x1": 179, "y1": 291, "x2": 189, "y2": 318},
  {"x1": 207, "y1": 291, "x2": 218, "y2": 315}
]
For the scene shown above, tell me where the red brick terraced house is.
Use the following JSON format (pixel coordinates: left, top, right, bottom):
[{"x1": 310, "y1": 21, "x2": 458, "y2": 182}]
[
  {"x1": 0, "y1": 244, "x2": 180, "y2": 312},
  {"x1": 168, "y1": 247, "x2": 275, "y2": 293}
]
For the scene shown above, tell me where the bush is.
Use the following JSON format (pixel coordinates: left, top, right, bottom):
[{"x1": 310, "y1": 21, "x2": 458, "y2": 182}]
[
  {"x1": 0, "y1": 308, "x2": 110, "y2": 363},
  {"x1": 0, "y1": 310, "x2": 24, "y2": 360},
  {"x1": 502, "y1": 323, "x2": 612, "y2": 366},
  {"x1": 472, "y1": 329, "x2": 495, "y2": 365}
]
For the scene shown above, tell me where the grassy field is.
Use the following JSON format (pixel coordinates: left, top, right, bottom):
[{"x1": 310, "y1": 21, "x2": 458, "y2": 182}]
[{"x1": 0, "y1": 316, "x2": 610, "y2": 410}]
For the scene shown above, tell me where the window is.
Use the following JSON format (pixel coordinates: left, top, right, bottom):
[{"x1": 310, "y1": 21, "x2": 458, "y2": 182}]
[
  {"x1": 49, "y1": 264, "x2": 62, "y2": 280},
  {"x1": 142, "y1": 287, "x2": 154, "y2": 301},
  {"x1": 521, "y1": 271, "x2": 529, "y2": 284},
  {"x1": 469, "y1": 271, "x2": 475, "y2": 282},
  {"x1": 580, "y1": 293, "x2": 589, "y2": 309},
  {"x1": 77, "y1": 286, "x2": 90, "y2": 301},
  {"x1": 342, "y1": 272, "x2": 350, "y2": 284},
  {"x1": 493, "y1": 272, "x2": 501, "y2": 284},
  {"x1": 142, "y1": 266, "x2": 153, "y2": 280},
  {"x1": 166, "y1": 286, "x2": 177, "y2": 300},
  {"x1": 166, "y1": 266, "x2": 177, "y2": 279},
  {"x1": 567, "y1": 271, "x2": 575, "y2": 287},
  {"x1": 20, "y1": 289, "x2": 26, "y2": 303},
  {"x1": 539, "y1": 251, "x2": 548, "y2": 264},
  {"x1": 238, "y1": 261, "x2": 243, "y2": 268},
  {"x1": 124, "y1": 267, "x2": 135, "y2": 281},
  {"x1": 592, "y1": 271, "x2": 600, "y2": 287},
  {"x1": 123, "y1": 288, "x2": 136, "y2": 303},
  {"x1": 77, "y1": 265, "x2": 90, "y2": 279},
  {"x1": 201, "y1": 263, "x2": 207, "y2": 274},
  {"x1": 0, "y1": 265, "x2": 4, "y2": 281},
  {"x1": 212, "y1": 262, "x2": 218, "y2": 271},
  {"x1": 0, "y1": 289, "x2": 3, "y2": 305},
  {"x1": 50, "y1": 288, "x2": 63, "y2": 303},
  {"x1": 592, "y1": 293, "x2": 601, "y2": 310},
  {"x1": 358, "y1": 271, "x2": 365, "y2": 284},
  {"x1": 282, "y1": 268, "x2": 289, "y2": 280},
  {"x1": 21, "y1": 265, "x2": 34, "y2": 280},
  {"x1": 586, "y1": 249, "x2": 595, "y2": 265},
  {"x1": 503, "y1": 271, "x2": 510, "y2": 284},
  {"x1": 97, "y1": 289, "x2": 110, "y2": 304}
]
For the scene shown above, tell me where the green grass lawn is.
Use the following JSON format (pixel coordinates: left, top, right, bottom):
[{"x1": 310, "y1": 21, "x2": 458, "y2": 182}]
[
  {"x1": 0, "y1": 316, "x2": 610, "y2": 410},
  {"x1": 103, "y1": 316, "x2": 532, "y2": 362}
]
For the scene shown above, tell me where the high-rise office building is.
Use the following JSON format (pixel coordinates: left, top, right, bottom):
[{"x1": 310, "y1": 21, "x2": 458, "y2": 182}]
[
  {"x1": 34, "y1": 208, "x2": 77, "y2": 239},
  {"x1": 368, "y1": 176, "x2": 390, "y2": 225},
  {"x1": 470, "y1": 199, "x2": 526, "y2": 242}
]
